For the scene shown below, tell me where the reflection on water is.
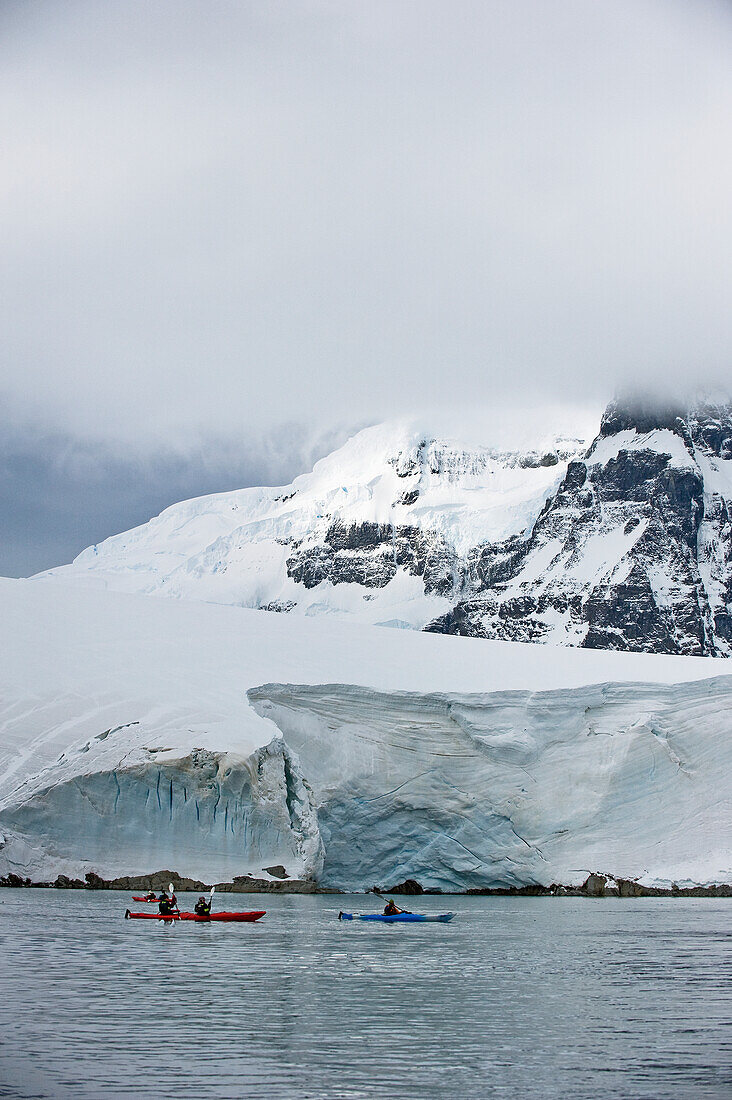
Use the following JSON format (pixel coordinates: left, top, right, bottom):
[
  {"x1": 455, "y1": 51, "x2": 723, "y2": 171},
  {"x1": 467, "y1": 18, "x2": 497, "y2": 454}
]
[{"x1": 0, "y1": 890, "x2": 730, "y2": 1098}]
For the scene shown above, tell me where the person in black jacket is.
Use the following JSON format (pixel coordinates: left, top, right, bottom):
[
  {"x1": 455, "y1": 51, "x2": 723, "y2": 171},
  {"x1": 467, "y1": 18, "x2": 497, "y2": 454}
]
[
  {"x1": 158, "y1": 890, "x2": 177, "y2": 916},
  {"x1": 194, "y1": 896, "x2": 212, "y2": 917}
]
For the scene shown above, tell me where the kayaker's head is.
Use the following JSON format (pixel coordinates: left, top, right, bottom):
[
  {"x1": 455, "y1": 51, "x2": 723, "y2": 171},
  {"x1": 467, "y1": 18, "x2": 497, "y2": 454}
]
[{"x1": 198, "y1": 896, "x2": 206, "y2": 902}]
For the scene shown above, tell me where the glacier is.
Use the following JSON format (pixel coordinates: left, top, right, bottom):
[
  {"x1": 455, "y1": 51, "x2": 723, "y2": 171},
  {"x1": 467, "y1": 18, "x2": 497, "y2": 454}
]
[{"x1": 1, "y1": 577, "x2": 729, "y2": 891}]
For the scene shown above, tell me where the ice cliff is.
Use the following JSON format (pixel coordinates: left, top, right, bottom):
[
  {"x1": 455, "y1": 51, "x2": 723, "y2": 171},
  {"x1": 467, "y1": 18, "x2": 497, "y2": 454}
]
[
  {"x1": 249, "y1": 680, "x2": 732, "y2": 891},
  {"x1": 1, "y1": 579, "x2": 729, "y2": 890}
]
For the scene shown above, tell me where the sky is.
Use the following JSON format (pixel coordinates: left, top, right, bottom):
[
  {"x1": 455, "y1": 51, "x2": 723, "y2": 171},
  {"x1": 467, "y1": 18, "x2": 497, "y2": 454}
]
[{"x1": 2, "y1": 0, "x2": 731, "y2": 574}]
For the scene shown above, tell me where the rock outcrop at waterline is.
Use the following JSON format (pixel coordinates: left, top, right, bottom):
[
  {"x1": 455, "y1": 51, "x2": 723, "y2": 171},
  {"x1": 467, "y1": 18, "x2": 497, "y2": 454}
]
[
  {"x1": 0, "y1": 870, "x2": 318, "y2": 892},
  {"x1": 4, "y1": 870, "x2": 731, "y2": 897},
  {"x1": 377, "y1": 875, "x2": 732, "y2": 898}
]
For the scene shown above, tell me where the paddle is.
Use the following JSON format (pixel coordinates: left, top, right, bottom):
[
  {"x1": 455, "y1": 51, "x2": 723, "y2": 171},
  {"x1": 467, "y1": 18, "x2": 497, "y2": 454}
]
[
  {"x1": 372, "y1": 888, "x2": 412, "y2": 915},
  {"x1": 209, "y1": 885, "x2": 215, "y2": 912},
  {"x1": 169, "y1": 882, "x2": 179, "y2": 915}
]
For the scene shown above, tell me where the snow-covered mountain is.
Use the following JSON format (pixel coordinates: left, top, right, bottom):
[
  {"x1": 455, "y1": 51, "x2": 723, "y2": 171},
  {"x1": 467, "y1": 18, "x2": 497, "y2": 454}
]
[
  {"x1": 40, "y1": 421, "x2": 587, "y2": 631},
  {"x1": 1, "y1": 578, "x2": 729, "y2": 890},
  {"x1": 40, "y1": 399, "x2": 732, "y2": 655}
]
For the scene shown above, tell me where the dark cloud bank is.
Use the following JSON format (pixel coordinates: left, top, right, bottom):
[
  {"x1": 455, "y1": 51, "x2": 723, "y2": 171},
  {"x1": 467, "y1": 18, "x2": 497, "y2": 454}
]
[{"x1": 0, "y1": 415, "x2": 352, "y2": 577}]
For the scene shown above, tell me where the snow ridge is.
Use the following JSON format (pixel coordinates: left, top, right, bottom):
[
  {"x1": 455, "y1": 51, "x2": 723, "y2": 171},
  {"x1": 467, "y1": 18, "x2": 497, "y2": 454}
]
[{"x1": 39, "y1": 421, "x2": 586, "y2": 631}]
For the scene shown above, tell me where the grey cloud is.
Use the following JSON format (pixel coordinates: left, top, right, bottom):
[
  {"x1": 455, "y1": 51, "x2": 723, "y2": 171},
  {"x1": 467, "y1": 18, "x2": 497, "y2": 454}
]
[
  {"x1": 0, "y1": 412, "x2": 355, "y2": 577},
  {"x1": 0, "y1": 0, "x2": 730, "y2": 444}
]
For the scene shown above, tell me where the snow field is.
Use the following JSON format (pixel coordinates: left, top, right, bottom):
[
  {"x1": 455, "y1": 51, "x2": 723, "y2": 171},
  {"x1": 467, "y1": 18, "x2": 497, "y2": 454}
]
[{"x1": 0, "y1": 578, "x2": 729, "y2": 888}]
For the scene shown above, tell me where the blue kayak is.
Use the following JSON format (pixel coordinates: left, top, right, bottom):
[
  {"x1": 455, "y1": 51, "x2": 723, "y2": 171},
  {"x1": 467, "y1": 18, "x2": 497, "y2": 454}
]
[{"x1": 338, "y1": 911, "x2": 455, "y2": 923}]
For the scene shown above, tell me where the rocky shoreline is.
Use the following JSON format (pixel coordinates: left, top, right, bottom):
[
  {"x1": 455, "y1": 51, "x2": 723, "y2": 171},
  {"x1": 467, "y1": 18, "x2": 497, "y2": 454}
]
[
  {"x1": 379, "y1": 875, "x2": 732, "y2": 898},
  {"x1": 1, "y1": 870, "x2": 730, "y2": 897},
  {"x1": 0, "y1": 868, "x2": 320, "y2": 893}
]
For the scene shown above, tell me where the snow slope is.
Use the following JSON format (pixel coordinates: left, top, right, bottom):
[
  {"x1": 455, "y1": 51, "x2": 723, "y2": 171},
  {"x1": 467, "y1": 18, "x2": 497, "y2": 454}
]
[
  {"x1": 39, "y1": 421, "x2": 586, "y2": 630},
  {"x1": 1, "y1": 578, "x2": 729, "y2": 889}
]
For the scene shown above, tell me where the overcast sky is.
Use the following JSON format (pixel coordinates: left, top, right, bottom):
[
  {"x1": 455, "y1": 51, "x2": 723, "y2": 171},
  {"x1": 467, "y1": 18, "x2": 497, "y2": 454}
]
[{"x1": 2, "y1": 1, "x2": 731, "y2": 573}]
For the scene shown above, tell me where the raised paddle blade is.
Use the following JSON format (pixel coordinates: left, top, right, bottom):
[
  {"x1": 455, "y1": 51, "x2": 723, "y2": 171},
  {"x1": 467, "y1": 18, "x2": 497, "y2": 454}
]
[{"x1": 168, "y1": 883, "x2": 174, "y2": 894}]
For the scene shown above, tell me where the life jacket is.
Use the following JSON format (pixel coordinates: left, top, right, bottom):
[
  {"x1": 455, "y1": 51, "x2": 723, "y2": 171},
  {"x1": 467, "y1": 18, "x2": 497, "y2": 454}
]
[
  {"x1": 158, "y1": 898, "x2": 174, "y2": 914},
  {"x1": 194, "y1": 901, "x2": 211, "y2": 916}
]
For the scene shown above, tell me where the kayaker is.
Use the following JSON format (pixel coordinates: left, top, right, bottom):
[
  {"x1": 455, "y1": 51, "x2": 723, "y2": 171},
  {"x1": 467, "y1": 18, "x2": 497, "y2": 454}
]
[
  {"x1": 144, "y1": 891, "x2": 156, "y2": 902},
  {"x1": 383, "y1": 899, "x2": 404, "y2": 915},
  {"x1": 158, "y1": 890, "x2": 177, "y2": 916},
  {"x1": 194, "y1": 895, "x2": 212, "y2": 917}
]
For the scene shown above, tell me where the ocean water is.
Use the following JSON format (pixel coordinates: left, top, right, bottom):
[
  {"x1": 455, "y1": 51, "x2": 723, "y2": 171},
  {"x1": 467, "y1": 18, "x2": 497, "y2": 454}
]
[{"x1": 0, "y1": 890, "x2": 730, "y2": 1099}]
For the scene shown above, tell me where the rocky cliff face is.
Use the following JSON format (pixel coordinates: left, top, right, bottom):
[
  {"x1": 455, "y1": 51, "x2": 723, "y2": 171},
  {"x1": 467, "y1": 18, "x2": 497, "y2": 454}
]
[
  {"x1": 427, "y1": 399, "x2": 732, "y2": 656},
  {"x1": 286, "y1": 519, "x2": 463, "y2": 596},
  {"x1": 282, "y1": 438, "x2": 582, "y2": 600}
]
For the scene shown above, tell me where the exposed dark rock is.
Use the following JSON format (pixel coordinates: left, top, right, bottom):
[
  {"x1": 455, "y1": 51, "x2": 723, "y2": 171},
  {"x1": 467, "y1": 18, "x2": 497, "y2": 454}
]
[
  {"x1": 466, "y1": 876, "x2": 732, "y2": 898},
  {"x1": 263, "y1": 864, "x2": 288, "y2": 879},
  {"x1": 217, "y1": 875, "x2": 317, "y2": 894},
  {"x1": 287, "y1": 521, "x2": 464, "y2": 597},
  {"x1": 0, "y1": 869, "x2": 322, "y2": 893},
  {"x1": 0, "y1": 873, "x2": 30, "y2": 887},
  {"x1": 599, "y1": 397, "x2": 687, "y2": 439},
  {"x1": 617, "y1": 878, "x2": 646, "y2": 898},
  {"x1": 85, "y1": 869, "x2": 205, "y2": 891},
  {"x1": 379, "y1": 878, "x2": 425, "y2": 895},
  {"x1": 260, "y1": 600, "x2": 297, "y2": 614},
  {"x1": 581, "y1": 873, "x2": 608, "y2": 897}
]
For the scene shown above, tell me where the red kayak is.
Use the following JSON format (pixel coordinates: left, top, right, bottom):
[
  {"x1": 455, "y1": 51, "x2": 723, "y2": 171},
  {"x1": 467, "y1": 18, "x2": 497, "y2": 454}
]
[
  {"x1": 131, "y1": 896, "x2": 158, "y2": 903},
  {"x1": 125, "y1": 909, "x2": 265, "y2": 923}
]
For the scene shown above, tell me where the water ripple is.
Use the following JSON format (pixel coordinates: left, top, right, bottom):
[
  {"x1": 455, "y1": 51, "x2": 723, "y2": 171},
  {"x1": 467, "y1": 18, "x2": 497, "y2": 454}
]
[{"x1": 0, "y1": 891, "x2": 730, "y2": 1098}]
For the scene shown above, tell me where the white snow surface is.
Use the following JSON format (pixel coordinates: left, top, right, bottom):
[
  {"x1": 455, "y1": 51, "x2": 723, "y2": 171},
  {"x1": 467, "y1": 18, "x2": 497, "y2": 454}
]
[
  {"x1": 38, "y1": 421, "x2": 586, "y2": 627},
  {"x1": 586, "y1": 427, "x2": 695, "y2": 469},
  {"x1": 0, "y1": 577, "x2": 730, "y2": 890}
]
